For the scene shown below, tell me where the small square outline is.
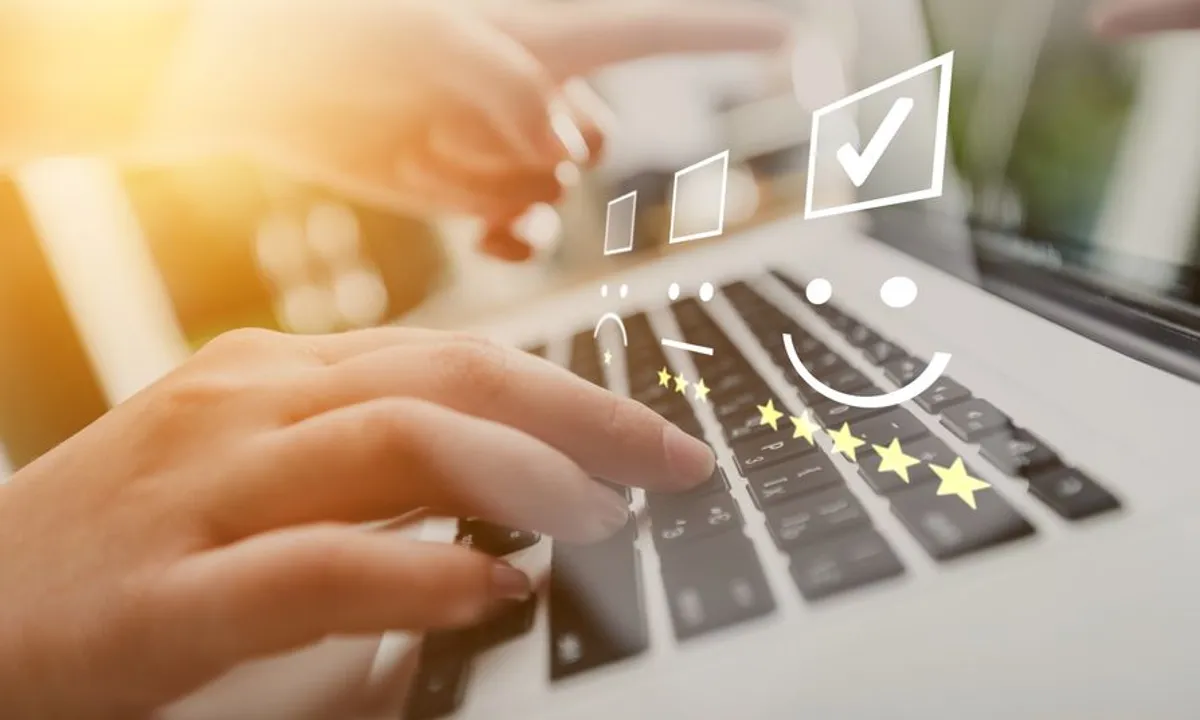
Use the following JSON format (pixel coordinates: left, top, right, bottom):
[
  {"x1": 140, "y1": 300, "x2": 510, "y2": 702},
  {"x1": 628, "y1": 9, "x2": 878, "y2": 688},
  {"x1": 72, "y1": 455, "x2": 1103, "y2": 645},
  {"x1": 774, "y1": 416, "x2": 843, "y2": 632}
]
[
  {"x1": 603, "y1": 190, "x2": 638, "y2": 256},
  {"x1": 805, "y1": 51, "x2": 954, "y2": 220},
  {"x1": 669, "y1": 149, "x2": 730, "y2": 244}
]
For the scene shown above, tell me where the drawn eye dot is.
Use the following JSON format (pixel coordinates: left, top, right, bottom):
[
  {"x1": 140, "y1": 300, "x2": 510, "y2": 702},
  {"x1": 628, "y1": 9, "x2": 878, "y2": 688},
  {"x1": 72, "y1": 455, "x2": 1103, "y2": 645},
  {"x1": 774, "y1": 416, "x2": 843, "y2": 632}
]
[
  {"x1": 619, "y1": 284, "x2": 629, "y2": 299},
  {"x1": 667, "y1": 283, "x2": 681, "y2": 301},
  {"x1": 698, "y1": 282, "x2": 715, "y2": 302},
  {"x1": 600, "y1": 284, "x2": 609, "y2": 298},
  {"x1": 880, "y1": 276, "x2": 917, "y2": 308},
  {"x1": 806, "y1": 278, "x2": 833, "y2": 305}
]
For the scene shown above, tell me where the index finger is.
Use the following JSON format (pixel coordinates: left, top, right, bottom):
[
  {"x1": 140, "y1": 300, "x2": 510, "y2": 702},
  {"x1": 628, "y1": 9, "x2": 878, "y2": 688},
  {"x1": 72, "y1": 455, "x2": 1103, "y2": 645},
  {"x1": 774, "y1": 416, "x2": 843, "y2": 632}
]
[{"x1": 301, "y1": 338, "x2": 717, "y2": 492}]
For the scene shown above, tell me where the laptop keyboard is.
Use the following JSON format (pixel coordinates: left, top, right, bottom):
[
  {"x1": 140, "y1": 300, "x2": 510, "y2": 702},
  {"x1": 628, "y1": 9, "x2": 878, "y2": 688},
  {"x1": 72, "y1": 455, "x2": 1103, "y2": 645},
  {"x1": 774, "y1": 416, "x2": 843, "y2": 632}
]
[{"x1": 404, "y1": 270, "x2": 1122, "y2": 719}]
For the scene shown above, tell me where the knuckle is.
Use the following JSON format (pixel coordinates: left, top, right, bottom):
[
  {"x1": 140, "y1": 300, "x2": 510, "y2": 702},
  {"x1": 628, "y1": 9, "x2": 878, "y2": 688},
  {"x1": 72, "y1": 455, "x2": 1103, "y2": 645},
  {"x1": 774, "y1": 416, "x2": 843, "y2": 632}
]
[
  {"x1": 432, "y1": 338, "x2": 510, "y2": 404},
  {"x1": 201, "y1": 327, "x2": 288, "y2": 357}
]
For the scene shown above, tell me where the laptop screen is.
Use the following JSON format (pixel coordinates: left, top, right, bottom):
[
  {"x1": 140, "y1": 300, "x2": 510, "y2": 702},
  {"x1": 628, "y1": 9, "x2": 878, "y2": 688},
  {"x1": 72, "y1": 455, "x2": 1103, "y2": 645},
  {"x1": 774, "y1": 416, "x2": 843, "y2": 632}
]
[{"x1": 921, "y1": 0, "x2": 1200, "y2": 333}]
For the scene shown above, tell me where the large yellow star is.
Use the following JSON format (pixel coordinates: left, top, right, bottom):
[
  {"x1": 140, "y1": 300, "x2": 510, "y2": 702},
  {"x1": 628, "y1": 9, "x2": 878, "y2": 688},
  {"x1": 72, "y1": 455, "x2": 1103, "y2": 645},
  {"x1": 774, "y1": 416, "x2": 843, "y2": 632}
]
[
  {"x1": 693, "y1": 379, "x2": 711, "y2": 403},
  {"x1": 828, "y1": 422, "x2": 866, "y2": 462},
  {"x1": 871, "y1": 438, "x2": 921, "y2": 483},
  {"x1": 789, "y1": 412, "x2": 820, "y2": 446},
  {"x1": 602, "y1": 349, "x2": 613, "y2": 366},
  {"x1": 673, "y1": 373, "x2": 689, "y2": 394},
  {"x1": 757, "y1": 399, "x2": 784, "y2": 431},
  {"x1": 657, "y1": 367, "x2": 672, "y2": 388},
  {"x1": 930, "y1": 458, "x2": 991, "y2": 510}
]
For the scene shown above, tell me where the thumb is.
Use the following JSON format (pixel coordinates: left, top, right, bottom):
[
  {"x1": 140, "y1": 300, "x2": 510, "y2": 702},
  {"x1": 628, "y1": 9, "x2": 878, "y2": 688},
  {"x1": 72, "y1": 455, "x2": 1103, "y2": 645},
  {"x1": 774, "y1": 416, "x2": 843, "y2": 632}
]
[
  {"x1": 153, "y1": 526, "x2": 531, "y2": 666},
  {"x1": 1092, "y1": 0, "x2": 1200, "y2": 36},
  {"x1": 494, "y1": 0, "x2": 792, "y2": 80}
]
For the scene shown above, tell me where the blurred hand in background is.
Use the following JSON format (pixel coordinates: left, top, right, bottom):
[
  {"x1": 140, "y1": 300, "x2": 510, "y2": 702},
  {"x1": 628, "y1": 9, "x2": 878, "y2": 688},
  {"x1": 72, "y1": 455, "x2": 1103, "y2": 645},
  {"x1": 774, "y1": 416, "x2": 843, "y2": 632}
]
[
  {"x1": 1093, "y1": 0, "x2": 1200, "y2": 35},
  {"x1": 152, "y1": 0, "x2": 791, "y2": 261}
]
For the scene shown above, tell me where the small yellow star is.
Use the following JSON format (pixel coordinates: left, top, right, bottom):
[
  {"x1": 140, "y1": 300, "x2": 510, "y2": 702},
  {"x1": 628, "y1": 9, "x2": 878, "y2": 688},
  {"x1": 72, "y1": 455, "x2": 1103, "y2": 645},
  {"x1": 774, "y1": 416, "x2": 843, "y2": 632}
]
[
  {"x1": 757, "y1": 399, "x2": 784, "y2": 431},
  {"x1": 673, "y1": 373, "x2": 689, "y2": 394},
  {"x1": 603, "y1": 349, "x2": 613, "y2": 366},
  {"x1": 872, "y1": 438, "x2": 921, "y2": 483},
  {"x1": 931, "y1": 458, "x2": 991, "y2": 509},
  {"x1": 693, "y1": 379, "x2": 711, "y2": 403},
  {"x1": 789, "y1": 412, "x2": 820, "y2": 446},
  {"x1": 827, "y1": 422, "x2": 866, "y2": 462},
  {"x1": 657, "y1": 367, "x2": 672, "y2": 388}
]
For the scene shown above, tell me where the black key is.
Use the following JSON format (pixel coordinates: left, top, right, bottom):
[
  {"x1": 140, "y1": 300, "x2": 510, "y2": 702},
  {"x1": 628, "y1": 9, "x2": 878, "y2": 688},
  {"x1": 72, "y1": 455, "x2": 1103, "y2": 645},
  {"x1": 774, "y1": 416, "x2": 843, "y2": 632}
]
[
  {"x1": 711, "y1": 389, "x2": 765, "y2": 424},
  {"x1": 705, "y1": 371, "x2": 764, "y2": 402},
  {"x1": 631, "y1": 377, "x2": 675, "y2": 406},
  {"x1": 456, "y1": 520, "x2": 540, "y2": 556},
  {"x1": 1027, "y1": 467, "x2": 1121, "y2": 520},
  {"x1": 549, "y1": 531, "x2": 648, "y2": 680},
  {"x1": 845, "y1": 323, "x2": 878, "y2": 348},
  {"x1": 890, "y1": 483, "x2": 1034, "y2": 561},
  {"x1": 732, "y1": 427, "x2": 817, "y2": 475},
  {"x1": 811, "y1": 400, "x2": 885, "y2": 429},
  {"x1": 763, "y1": 485, "x2": 871, "y2": 550},
  {"x1": 651, "y1": 493, "x2": 743, "y2": 549},
  {"x1": 852, "y1": 408, "x2": 929, "y2": 447},
  {"x1": 645, "y1": 467, "x2": 728, "y2": 510},
  {"x1": 816, "y1": 367, "x2": 874, "y2": 394},
  {"x1": 788, "y1": 529, "x2": 905, "y2": 601},
  {"x1": 979, "y1": 429, "x2": 1059, "y2": 478},
  {"x1": 883, "y1": 356, "x2": 924, "y2": 386},
  {"x1": 723, "y1": 408, "x2": 774, "y2": 442},
  {"x1": 941, "y1": 398, "x2": 1011, "y2": 442},
  {"x1": 747, "y1": 453, "x2": 842, "y2": 508},
  {"x1": 472, "y1": 596, "x2": 538, "y2": 650},
  {"x1": 914, "y1": 377, "x2": 971, "y2": 414},
  {"x1": 405, "y1": 645, "x2": 471, "y2": 719},
  {"x1": 858, "y1": 435, "x2": 959, "y2": 495},
  {"x1": 660, "y1": 534, "x2": 775, "y2": 641},
  {"x1": 862, "y1": 338, "x2": 903, "y2": 365},
  {"x1": 773, "y1": 333, "x2": 827, "y2": 361},
  {"x1": 806, "y1": 351, "x2": 850, "y2": 381}
]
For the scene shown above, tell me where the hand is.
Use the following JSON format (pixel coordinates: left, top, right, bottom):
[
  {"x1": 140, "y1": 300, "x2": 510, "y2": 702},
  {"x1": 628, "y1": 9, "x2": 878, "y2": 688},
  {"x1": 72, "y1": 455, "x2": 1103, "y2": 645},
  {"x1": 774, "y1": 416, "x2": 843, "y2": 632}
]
[
  {"x1": 150, "y1": 0, "x2": 790, "y2": 258},
  {"x1": 0, "y1": 328, "x2": 714, "y2": 719},
  {"x1": 1093, "y1": 0, "x2": 1200, "y2": 36}
]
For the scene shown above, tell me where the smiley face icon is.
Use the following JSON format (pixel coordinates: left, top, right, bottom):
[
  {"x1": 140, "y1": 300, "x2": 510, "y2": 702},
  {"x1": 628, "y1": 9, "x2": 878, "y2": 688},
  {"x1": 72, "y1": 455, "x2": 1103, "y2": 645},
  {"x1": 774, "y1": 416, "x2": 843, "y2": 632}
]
[{"x1": 783, "y1": 276, "x2": 951, "y2": 409}]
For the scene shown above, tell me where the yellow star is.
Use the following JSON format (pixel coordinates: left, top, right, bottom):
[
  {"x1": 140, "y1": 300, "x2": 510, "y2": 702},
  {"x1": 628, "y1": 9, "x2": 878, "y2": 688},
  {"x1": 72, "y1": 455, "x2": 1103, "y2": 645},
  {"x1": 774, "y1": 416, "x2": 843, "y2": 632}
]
[
  {"x1": 871, "y1": 438, "x2": 921, "y2": 484},
  {"x1": 757, "y1": 399, "x2": 783, "y2": 431},
  {"x1": 827, "y1": 422, "x2": 866, "y2": 462},
  {"x1": 789, "y1": 412, "x2": 820, "y2": 446},
  {"x1": 603, "y1": 349, "x2": 613, "y2": 366},
  {"x1": 693, "y1": 379, "x2": 711, "y2": 403},
  {"x1": 930, "y1": 458, "x2": 991, "y2": 510},
  {"x1": 657, "y1": 367, "x2": 672, "y2": 388},
  {"x1": 673, "y1": 373, "x2": 689, "y2": 394}
]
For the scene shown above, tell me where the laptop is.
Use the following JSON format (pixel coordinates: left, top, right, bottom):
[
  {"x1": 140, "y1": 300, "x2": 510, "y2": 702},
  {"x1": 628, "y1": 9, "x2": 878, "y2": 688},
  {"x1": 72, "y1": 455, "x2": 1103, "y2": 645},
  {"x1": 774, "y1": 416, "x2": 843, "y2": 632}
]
[{"x1": 165, "y1": 0, "x2": 1200, "y2": 717}]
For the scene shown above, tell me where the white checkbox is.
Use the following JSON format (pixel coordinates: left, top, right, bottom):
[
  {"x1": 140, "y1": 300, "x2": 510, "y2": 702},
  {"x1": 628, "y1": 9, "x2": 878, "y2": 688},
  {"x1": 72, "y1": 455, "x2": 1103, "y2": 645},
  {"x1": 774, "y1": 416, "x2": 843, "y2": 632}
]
[
  {"x1": 669, "y1": 150, "x2": 730, "y2": 244},
  {"x1": 805, "y1": 51, "x2": 954, "y2": 220},
  {"x1": 603, "y1": 191, "x2": 638, "y2": 256}
]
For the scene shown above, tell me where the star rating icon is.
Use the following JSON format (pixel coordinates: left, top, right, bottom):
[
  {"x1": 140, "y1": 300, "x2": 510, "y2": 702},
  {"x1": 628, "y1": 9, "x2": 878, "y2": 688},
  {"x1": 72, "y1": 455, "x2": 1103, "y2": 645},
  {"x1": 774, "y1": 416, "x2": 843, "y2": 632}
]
[
  {"x1": 652, "y1": 368, "x2": 710, "y2": 404},
  {"x1": 871, "y1": 438, "x2": 921, "y2": 484},
  {"x1": 789, "y1": 411, "x2": 819, "y2": 446},
  {"x1": 931, "y1": 458, "x2": 991, "y2": 510},
  {"x1": 757, "y1": 399, "x2": 784, "y2": 431},
  {"x1": 603, "y1": 349, "x2": 613, "y2": 366},
  {"x1": 827, "y1": 422, "x2": 866, "y2": 461}
]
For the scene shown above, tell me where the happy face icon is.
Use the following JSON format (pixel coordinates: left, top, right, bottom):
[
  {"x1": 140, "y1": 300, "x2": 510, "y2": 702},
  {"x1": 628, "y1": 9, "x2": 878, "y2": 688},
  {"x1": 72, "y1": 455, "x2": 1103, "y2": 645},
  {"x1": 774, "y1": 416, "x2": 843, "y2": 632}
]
[{"x1": 783, "y1": 276, "x2": 951, "y2": 409}]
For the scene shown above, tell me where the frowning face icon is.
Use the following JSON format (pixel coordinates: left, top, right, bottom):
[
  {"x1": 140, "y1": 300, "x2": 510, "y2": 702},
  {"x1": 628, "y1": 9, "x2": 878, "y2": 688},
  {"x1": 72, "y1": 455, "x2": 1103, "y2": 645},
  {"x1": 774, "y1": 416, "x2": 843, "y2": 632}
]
[{"x1": 783, "y1": 276, "x2": 951, "y2": 409}]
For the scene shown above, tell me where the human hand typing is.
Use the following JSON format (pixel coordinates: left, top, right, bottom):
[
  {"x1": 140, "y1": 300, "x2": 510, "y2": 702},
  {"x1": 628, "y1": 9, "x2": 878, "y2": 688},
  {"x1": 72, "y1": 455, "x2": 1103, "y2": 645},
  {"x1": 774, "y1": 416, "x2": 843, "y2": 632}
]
[{"x1": 0, "y1": 328, "x2": 714, "y2": 719}]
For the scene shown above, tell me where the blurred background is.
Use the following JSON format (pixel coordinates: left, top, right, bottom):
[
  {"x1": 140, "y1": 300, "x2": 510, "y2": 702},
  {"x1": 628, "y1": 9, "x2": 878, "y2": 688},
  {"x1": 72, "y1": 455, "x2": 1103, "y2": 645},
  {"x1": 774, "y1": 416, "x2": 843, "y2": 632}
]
[{"x1": 1, "y1": 0, "x2": 1198, "y2": 474}]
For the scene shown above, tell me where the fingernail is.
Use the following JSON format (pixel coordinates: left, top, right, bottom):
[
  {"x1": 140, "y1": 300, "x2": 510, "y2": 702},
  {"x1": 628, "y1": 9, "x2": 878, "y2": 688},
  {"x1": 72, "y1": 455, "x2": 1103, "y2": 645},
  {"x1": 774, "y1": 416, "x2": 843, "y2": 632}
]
[
  {"x1": 490, "y1": 562, "x2": 532, "y2": 601},
  {"x1": 579, "y1": 483, "x2": 631, "y2": 542},
  {"x1": 663, "y1": 424, "x2": 716, "y2": 489}
]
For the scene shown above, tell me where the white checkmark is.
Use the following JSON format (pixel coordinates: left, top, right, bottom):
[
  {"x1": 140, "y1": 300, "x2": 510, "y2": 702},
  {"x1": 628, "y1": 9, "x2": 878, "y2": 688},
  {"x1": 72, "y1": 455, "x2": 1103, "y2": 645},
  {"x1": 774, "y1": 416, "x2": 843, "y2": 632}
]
[{"x1": 836, "y1": 97, "x2": 914, "y2": 188}]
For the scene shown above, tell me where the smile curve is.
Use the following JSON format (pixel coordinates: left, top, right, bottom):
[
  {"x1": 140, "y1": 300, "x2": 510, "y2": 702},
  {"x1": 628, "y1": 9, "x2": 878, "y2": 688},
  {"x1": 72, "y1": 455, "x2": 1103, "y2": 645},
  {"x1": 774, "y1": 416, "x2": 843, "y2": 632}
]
[
  {"x1": 594, "y1": 313, "x2": 628, "y2": 346},
  {"x1": 783, "y1": 333, "x2": 951, "y2": 409}
]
